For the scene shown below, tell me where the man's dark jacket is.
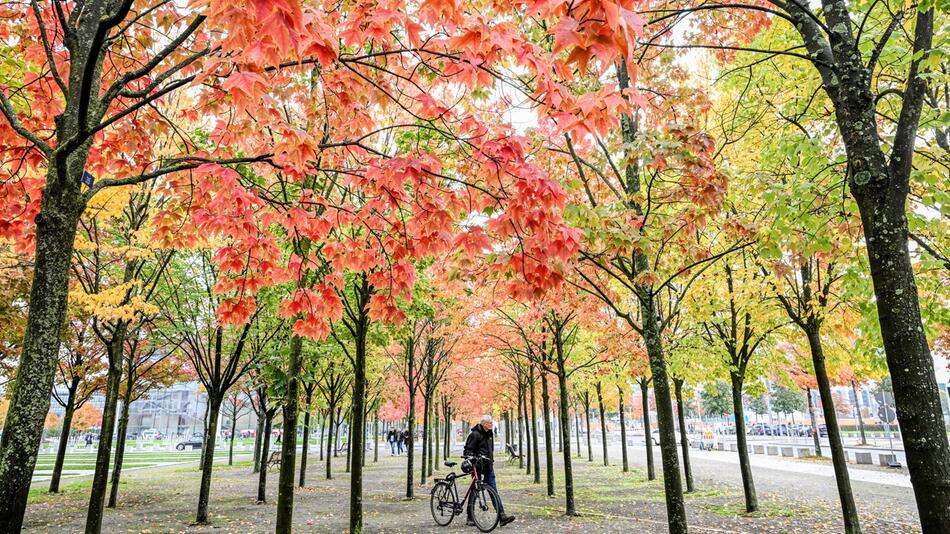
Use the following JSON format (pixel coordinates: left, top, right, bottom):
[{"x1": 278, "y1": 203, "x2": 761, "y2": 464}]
[{"x1": 463, "y1": 424, "x2": 494, "y2": 474}]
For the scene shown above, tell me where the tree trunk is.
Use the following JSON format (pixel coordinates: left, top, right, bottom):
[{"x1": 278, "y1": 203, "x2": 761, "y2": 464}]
[
  {"x1": 258, "y1": 411, "x2": 273, "y2": 503},
  {"x1": 345, "y1": 411, "x2": 352, "y2": 473},
  {"x1": 596, "y1": 382, "x2": 608, "y2": 466},
  {"x1": 195, "y1": 396, "x2": 223, "y2": 523},
  {"x1": 85, "y1": 322, "x2": 128, "y2": 534},
  {"x1": 374, "y1": 409, "x2": 380, "y2": 464},
  {"x1": 0, "y1": 173, "x2": 85, "y2": 533},
  {"x1": 406, "y1": 385, "x2": 416, "y2": 499},
  {"x1": 730, "y1": 373, "x2": 757, "y2": 513},
  {"x1": 583, "y1": 392, "x2": 592, "y2": 463},
  {"x1": 108, "y1": 394, "x2": 132, "y2": 507},
  {"x1": 617, "y1": 385, "x2": 628, "y2": 473},
  {"x1": 529, "y1": 367, "x2": 540, "y2": 484},
  {"x1": 253, "y1": 408, "x2": 264, "y2": 473},
  {"x1": 540, "y1": 369, "x2": 555, "y2": 497},
  {"x1": 275, "y1": 333, "x2": 303, "y2": 533},
  {"x1": 420, "y1": 395, "x2": 429, "y2": 485},
  {"x1": 574, "y1": 410, "x2": 581, "y2": 458},
  {"x1": 299, "y1": 406, "x2": 310, "y2": 487},
  {"x1": 851, "y1": 380, "x2": 867, "y2": 446},
  {"x1": 228, "y1": 404, "x2": 237, "y2": 467},
  {"x1": 673, "y1": 378, "x2": 694, "y2": 493},
  {"x1": 641, "y1": 379, "x2": 655, "y2": 480},
  {"x1": 807, "y1": 388, "x2": 822, "y2": 457},
  {"x1": 806, "y1": 328, "x2": 861, "y2": 533},
  {"x1": 556, "y1": 368, "x2": 576, "y2": 515},
  {"x1": 349, "y1": 322, "x2": 368, "y2": 534},
  {"x1": 49, "y1": 380, "x2": 79, "y2": 493},
  {"x1": 517, "y1": 386, "x2": 525, "y2": 470},
  {"x1": 325, "y1": 403, "x2": 335, "y2": 479},
  {"x1": 433, "y1": 406, "x2": 439, "y2": 471}
]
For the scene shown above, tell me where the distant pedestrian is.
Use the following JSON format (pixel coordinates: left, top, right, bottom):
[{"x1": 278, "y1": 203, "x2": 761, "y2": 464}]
[
  {"x1": 401, "y1": 428, "x2": 410, "y2": 453},
  {"x1": 388, "y1": 429, "x2": 397, "y2": 455},
  {"x1": 397, "y1": 428, "x2": 406, "y2": 454}
]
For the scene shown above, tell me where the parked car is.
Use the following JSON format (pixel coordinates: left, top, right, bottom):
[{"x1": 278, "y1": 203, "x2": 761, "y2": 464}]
[{"x1": 176, "y1": 436, "x2": 204, "y2": 450}]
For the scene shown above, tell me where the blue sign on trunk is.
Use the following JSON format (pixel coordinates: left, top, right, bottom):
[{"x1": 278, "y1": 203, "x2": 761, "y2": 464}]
[{"x1": 81, "y1": 171, "x2": 95, "y2": 187}]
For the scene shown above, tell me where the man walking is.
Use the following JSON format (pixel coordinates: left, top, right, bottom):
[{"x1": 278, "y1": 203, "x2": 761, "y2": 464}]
[
  {"x1": 397, "y1": 428, "x2": 407, "y2": 455},
  {"x1": 388, "y1": 428, "x2": 397, "y2": 455},
  {"x1": 464, "y1": 415, "x2": 515, "y2": 527}
]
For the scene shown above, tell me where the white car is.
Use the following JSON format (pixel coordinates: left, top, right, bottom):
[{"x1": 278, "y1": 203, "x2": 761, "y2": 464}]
[{"x1": 140, "y1": 429, "x2": 161, "y2": 440}]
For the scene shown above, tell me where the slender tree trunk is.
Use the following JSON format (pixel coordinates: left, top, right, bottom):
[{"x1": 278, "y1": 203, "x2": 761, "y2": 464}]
[
  {"x1": 325, "y1": 403, "x2": 335, "y2": 479},
  {"x1": 641, "y1": 379, "x2": 655, "y2": 480},
  {"x1": 299, "y1": 405, "x2": 310, "y2": 487},
  {"x1": 85, "y1": 322, "x2": 128, "y2": 534},
  {"x1": 522, "y1": 385, "x2": 531, "y2": 475},
  {"x1": 258, "y1": 412, "x2": 273, "y2": 503},
  {"x1": 518, "y1": 386, "x2": 525, "y2": 469},
  {"x1": 108, "y1": 395, "x2": 132, "y2": 508},
  {"x1": 49, "y1": 381, "x2": 79, "y2": 493},
  {"x1": 0, "y1": 176, "x2": 85, "y2": 533},
  {"x1": 729, "y1": 374, "x2": 757, "y2": 513},
  {"x1": 374, "y1": 409, "x2": 380, "y2": 464},
  {"x1": 851, "y1": 380, "x2": 867, "y2": 446},
  {"x1": 673, "y1": 378, "x2": 694, "y2": 493},
  {"x1": 406, "y1": 385, "x2": 416, "y2": 499},
  {"x1": 530, "y1": 368, "x2": 540, "y2": 484},
  {"x1": 319, "y1": 409, "x2": 325, "y2": 462},
  {"x1": 345, "y1": 411, "x2": 352, "y2": 474},
  {"x1": 540, "y1": 369, "x2": 555, "y2": 497},
  {"x1": 583, "y1": 392, "x2": 592, "y2": 463},
  {"x1": 196, "y1": 396, "x2": 223, "y2": 523},
  {"x1": 807, "y1": 388, "x2": 822, "y2": 457},
  {"x1": 253, "y1": 408, "x2": 264, "y2": 473},
  {"x1": 618, "y1": 385, "x2": 628, "y2": 473},
  {"x1": 806, "y1": 328, "x2": 861, "y2": 533},
  {"x1": 596, "y1": 382, "x2": 608, "y2": 466},
  {"x1": 228, "y1": 405, "x2": 237, "y2": 467},
  {"x1": 574, "y1": 409, "x2": 581, "y2": 458},
  {"x1": 433, "y1": 405, "x2": 439, "y2": 471},
  {"x1": 556, "y1": 368, "x2": 576, "y2": 515},
  {"x1": 421, "y1": 395, "x2": 429, "y2": 485}
]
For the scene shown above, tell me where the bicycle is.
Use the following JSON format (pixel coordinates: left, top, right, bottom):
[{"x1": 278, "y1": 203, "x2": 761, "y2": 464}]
[{"x1": 429, "y1": 455, "x2": 500, "y2": 532}]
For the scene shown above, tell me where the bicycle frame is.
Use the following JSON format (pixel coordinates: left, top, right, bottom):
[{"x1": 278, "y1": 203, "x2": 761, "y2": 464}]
[{"x1": 438, "y1": 460, "x2": 482, "y2": 515}]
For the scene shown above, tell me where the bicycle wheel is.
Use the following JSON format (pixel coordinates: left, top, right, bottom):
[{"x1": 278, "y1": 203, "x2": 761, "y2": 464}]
[
  {"x1": 470, "y1": 483, "x2": 500, "y2": 532},
  {"x1": 430, "y1": 481, "x2": 456, "y2": 526}
]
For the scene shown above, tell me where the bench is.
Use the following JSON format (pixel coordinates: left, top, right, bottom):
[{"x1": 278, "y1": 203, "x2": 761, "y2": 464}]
[
  {"x1": 506, "y1": 444, "x2": 522, "y2": 464},
  {"x1": 266, "y1": 450, "x2": 281, "y2": 470}
]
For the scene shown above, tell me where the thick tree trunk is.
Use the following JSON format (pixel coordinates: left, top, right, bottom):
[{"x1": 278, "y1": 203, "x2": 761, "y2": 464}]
[
  {"x1": 641, "y1": 379, "x2": 655, "y2": 480},
  {"x1": 806, "y1": 328, "x2": 861, "y2": 533},
  {"x1": 49, "y1": 381, "x2": 79, "y2": 493},
  {"x1": 195, "y1": 397, "x2": 223, "y2": 523},
  {"x1": 596, "y1": 382, "x2": 608, "y2": 466},
  {"x1": 529, "y1": 368, "x2": 540, "y2": 484},
  {"x1": 299, "y1": 406, "x2": 310, "y2": 487},
  {"x1": 0, "y1": 170, "x2": 85, "y2": 532},
  {"x1": 729, "y1": 374, "x2": 757, "y2": 513},
  {"x1": 107, "y1": 395, "x2": 132, "y2": 508},
  {"x1": 851, "y1": 380, "x2": 867, "y2": 446},
  {"x1": 617, "y1": 385, "x2": 628, "y2": 473},
  {"x1": 556, "y1": 369, "x2": 576, "y2": 515},
  {"x1": 540, "y1": 370, "x2": 555, "y2": 497},
  {"x1": 86, "y1": 322, "x2": 128, "y2": 534},
  {"x1": 673, "y1": 378, "x2": 694, "y2": 493},
  {"x1": 258, "y1": 412, "x2": 273, "y2": 503},
  {"x1": 276, "y1": 333, "x2": 303, "y2": 533},
  {"x1": 807, "y1": 388, "x2": 822, "y2": 457}
]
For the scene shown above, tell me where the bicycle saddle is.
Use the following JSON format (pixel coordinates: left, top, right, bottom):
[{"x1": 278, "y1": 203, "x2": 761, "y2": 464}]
[{"x1": 444, "y1": 461, "x2": 457, "y2": 467}]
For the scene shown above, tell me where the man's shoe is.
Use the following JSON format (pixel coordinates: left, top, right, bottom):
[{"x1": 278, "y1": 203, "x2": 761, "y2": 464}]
[
  {"x1": 500, "y1": 514, "x2": 516, "y2": 526},
  {"x1": 465, "y1": 518, "x2": 476, "y2": 526}
]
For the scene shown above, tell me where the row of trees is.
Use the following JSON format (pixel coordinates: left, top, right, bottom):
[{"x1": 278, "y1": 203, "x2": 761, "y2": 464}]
[{"x1": 0, "y1": 0, "x2": 946, "y2": 533}]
